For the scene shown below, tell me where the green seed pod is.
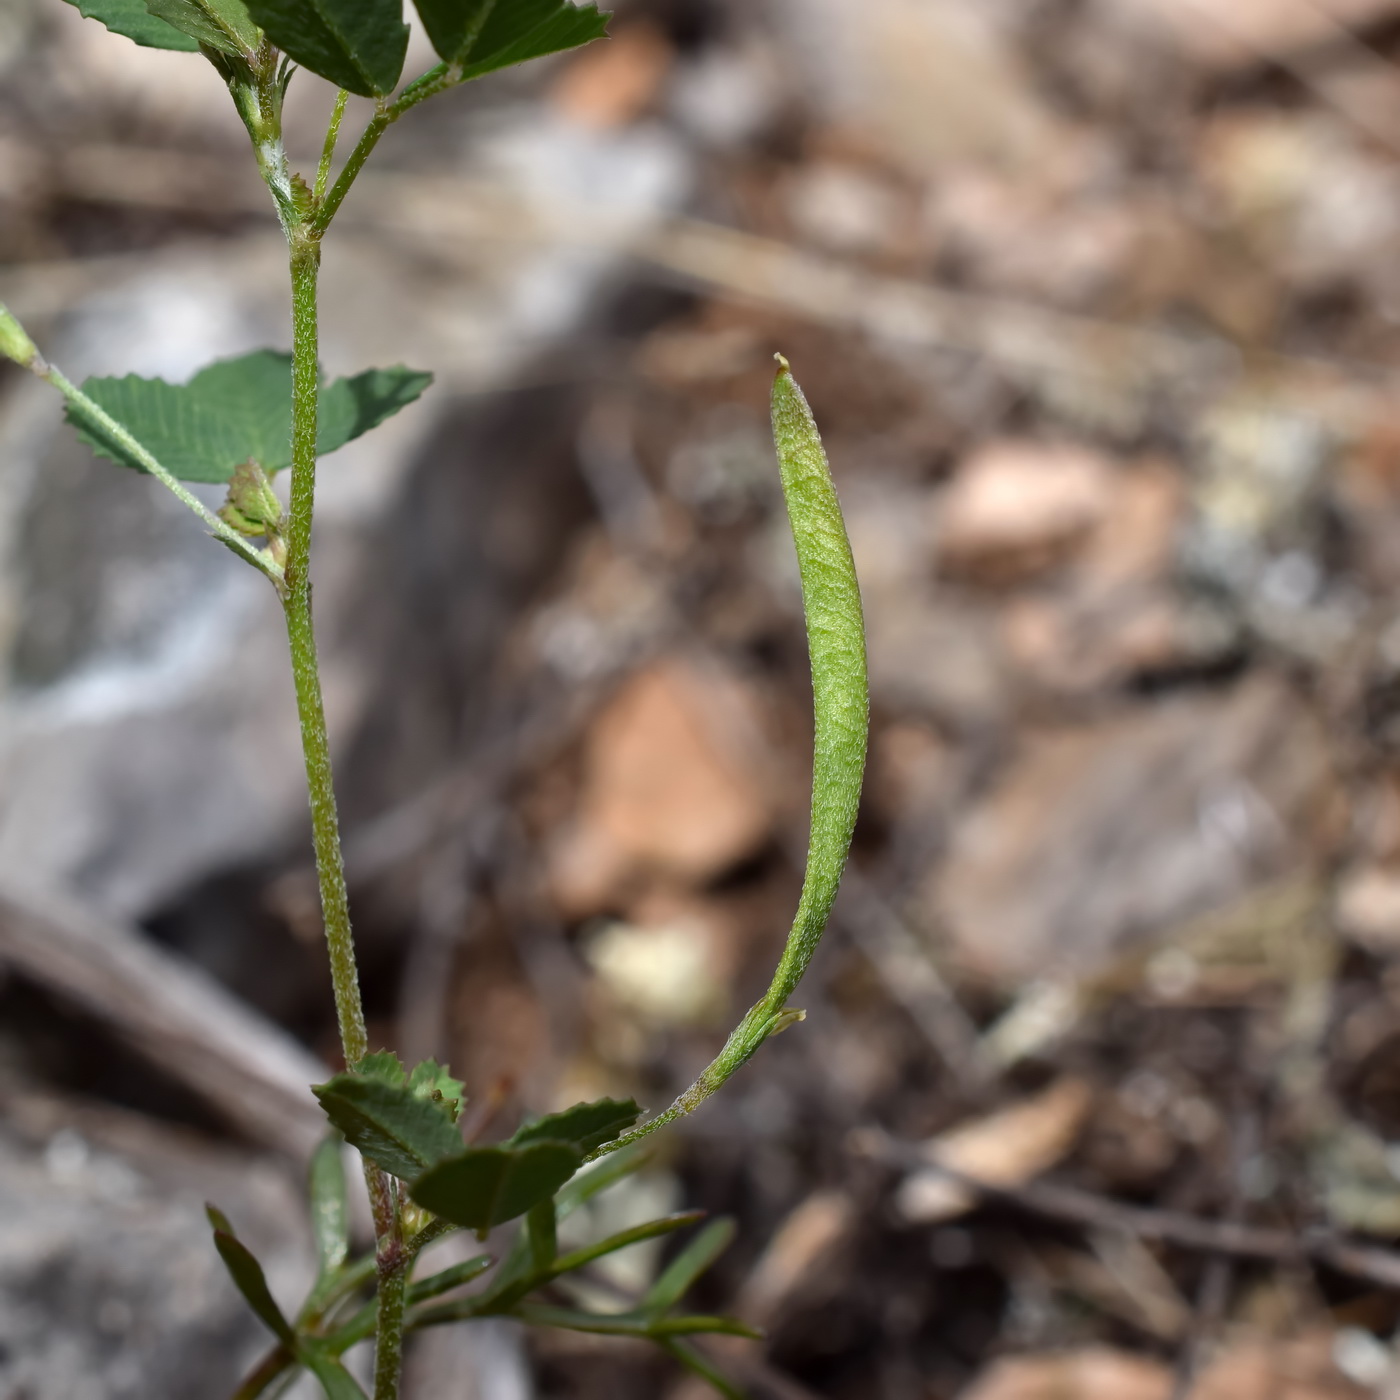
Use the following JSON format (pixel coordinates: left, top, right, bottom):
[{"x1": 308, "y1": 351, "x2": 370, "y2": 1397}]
[
  {"x1": 592, "y1": 354, "x2": 869, "y2": 1158},
  {"x1": 0, "y1": 302, "x2": 37, "y2": 369}
]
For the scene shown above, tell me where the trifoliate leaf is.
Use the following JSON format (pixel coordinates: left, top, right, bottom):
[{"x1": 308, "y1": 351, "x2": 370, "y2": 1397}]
[
  {"x1": 508, "y1": 1098, "x2": 640, "y2": 1156},
  {"x1": 408, "y1": 1059, "x2": 466, "y2": 1123},
  {"x1": 206, "y1": 1204, "x2": 296, "y2": 1345},
  {"x1": 242, "y1": 0, "x2": 407, "y2": 96},
  {"x1": 60, "y1": 0, "x2": 200, "y2": 50},
  {"x1": 313, "y1": 1073, "x2": 463, "y2": 1182},
  {"x1": 67, "y1": 351, "x2": 432, "y2": 483},
  {"x1": 410, "y1": 1141, "x2": 582, "y2": 1233},
  {"x1": 144, "y1": 0, "x2": 260, "y2": 54}
]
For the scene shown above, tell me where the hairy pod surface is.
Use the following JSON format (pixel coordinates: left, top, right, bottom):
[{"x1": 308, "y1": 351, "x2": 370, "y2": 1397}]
[
  {"x1": 767, "y1": 353, "x2": 869, "y2": 1004},
  {"x1": 595, "y1": 356, "x2": 869, "y2": 1154}
]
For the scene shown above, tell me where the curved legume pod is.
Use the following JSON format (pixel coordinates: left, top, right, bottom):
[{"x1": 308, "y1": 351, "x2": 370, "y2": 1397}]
[{"x1": 592, "y1": 354, "x2": 869, "y2": 1158}]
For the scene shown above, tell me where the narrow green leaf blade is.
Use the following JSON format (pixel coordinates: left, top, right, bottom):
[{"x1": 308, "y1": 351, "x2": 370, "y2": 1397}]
[
  {"x1": 509, "y1": 1303, "x2": 654, "y2": 1337},
  {"x1": 650, "y1": 1315, "x2": 762, "y2": 1340},
  {"x1": 408, "y1": 1254, "x2": 494, "y2": 1304},
  {"x1": 144, "y1": 0, "x2": 260, "y2": 53},
  {"x1": 206, "y1": 1205, "x2": 296, "y2": 1345},
  {"x1": 313, "y1": 1074, "x2": 463, "y2": 1181},
  {"x1": 642, "y1": 1218, "x2": 735, "y2": 1317},
  {"x1": 509, "y1": 1098, "x2": 641, "y2": 1156},
  {"x1": 243, "y1": 0, "x2": 408, "y2": 95},
  {"x1": 410, "y1": 1141, "x2": 582, "y2": 1232},
  {"x1": 658, "y1": 1338, "x2": 748, "y2": 1400},
  {"x1": 526, "y1": 1199, "x2": 558, "y2": 1271},
  {"x1": 553, "y1": 1211, "x2": 705, "y2": 1277},
  {"x1": 61, "y1": 0, "x2": 200, "y2": 50},
  {"x1": 308, "y1": 1134, "x2": 349, "y2": 1279},
  {"x1": 302, "y1": 1347, "x2": 370, "y2": 1400}
]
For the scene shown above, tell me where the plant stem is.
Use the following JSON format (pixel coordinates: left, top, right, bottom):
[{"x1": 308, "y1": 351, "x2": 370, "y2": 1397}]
[
  {"x1": 283, "y1": 239, "x2": 366, "y2": 1070},
  {"x1": 315, "y1": 90, "x2": 350, "y2": 204},
  {"x1": 283, "y1": 222, "x2": 406, "y2": 1395},
  {"x1": 372, "y1": 1246, "x2": 411, "y2": 1400},
  {"x1": 313, "y1": 64, "x2": 454, "y2": 234}
]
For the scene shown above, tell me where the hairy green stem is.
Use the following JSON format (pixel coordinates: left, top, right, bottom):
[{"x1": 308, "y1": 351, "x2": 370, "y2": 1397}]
[
  {"x1": 313, "y1": 64, "x2": 454, "y2": 233},
  {"x1": 372, "y1": 1247, "x2": 411, "y2": 1400},
  {"x1": 283, "y1": 242, "x2": 366, "y2": 1067},
  {"x1": 315, "y1": 90, "x2": 350, "y2": 205},
  {"x1": 283, "y1": 228, "x2": 407, "y2": 1393}
]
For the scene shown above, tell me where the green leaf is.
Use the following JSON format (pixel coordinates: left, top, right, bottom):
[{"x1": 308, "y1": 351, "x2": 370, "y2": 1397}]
[
  {"x1": 60, "y1": 0, "x2": 201, "y2": 50},
  {"x1": 242, "y1": 0, "x2": 408, "y2": 95},
  {"x1": 408, "y1": 1059, "x2": 466, "y2": 1123},
  {"x1": 553, "y1": 1211, "x2": 705, "y2": 1277},
  {"x1": 357, "y1": 1050, "x2": 407, "y2": 1086},
  {"x1": 408, "y1": 1254, "x2": 494, "y2": 1304},
  {"x1": 314, "y1": 1073, "x2": 463, "y2": 1181},
  {"x1": 658, "y1": 1338, "x2": 747, "y2": 1400},
  {"x1": 410, "y1": 1141, "x2": 582, "y2": 1233},
  {"x1": 642, "y1": 1218, "x2": 735, "y2": 1317},
  {"x1": 320, "y1": 364, "x2": 435, "y2": 456},
  {"x1": 412, "y1": 0, "x2": 609, "y2": 77},
  {"x1": 144, "y1": 0, "x2": 260, "y2": 53},
  {"x1": 302, "y1": 1346, "x2": 370, "y2": 1400},
  {"x1": 649, "y1": 1316, "x2": 761, "y2": 1340},
  {"x1": 308, "y1": 1134, "x2": 349, "y2": 1279},
  {"x1": 67, "y1": 351, "x2": 432, "y2": 483},
  {"x1": 510, "y1": 1303, "x2": 759, "y2": 1340},
  {"x1": 206, "y1": 1205, "x2": 296, "y2": 1345},
  {"x1": 526, "y1": 1199, "x2": 557, "y2": 1271},
  {"x1": 509, "y1": 1098, "x2": 640, "y2": 1156}
]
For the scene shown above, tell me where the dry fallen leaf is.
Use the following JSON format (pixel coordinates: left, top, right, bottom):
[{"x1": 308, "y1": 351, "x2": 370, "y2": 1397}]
[
  {"x1": 897, "y1": 1077, "x2": 1094, "y2": 1223},
  {"x1": 549, "y1": 657, "x2": 775, "y2": 915},
  {"x1": 958, "y1": 1346, "x2": 1172, "y2": 1400},
  {"x1": 958, "y1": 1330, "x2": 1367, "y2": 1400}
]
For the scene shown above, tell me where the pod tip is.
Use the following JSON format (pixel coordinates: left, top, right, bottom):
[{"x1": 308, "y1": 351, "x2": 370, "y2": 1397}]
[{"x1": 773, "y1": 352, "x2": 791, "y2": 374}]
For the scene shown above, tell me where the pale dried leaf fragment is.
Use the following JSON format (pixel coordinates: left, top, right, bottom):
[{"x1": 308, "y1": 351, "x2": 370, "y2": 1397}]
[
  {"x1": 958, "y1": 1346, "x2": 1171, "y2": 1400},
  {"x1": 549, "y1": 657, "x2": 776, "y2": 915},
  {"x1": 897, "y1": 1077, "x2": 1094, "y2": 1224}
]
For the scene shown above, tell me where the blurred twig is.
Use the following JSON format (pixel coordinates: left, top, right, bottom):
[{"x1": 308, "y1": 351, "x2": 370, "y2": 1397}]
[
  {"x1": 0, "y1": 882, "x2": 326, "y2": 1156},
  {"x1": 860, "y1": 1129, "x2": 1400, "y2": 1292}
]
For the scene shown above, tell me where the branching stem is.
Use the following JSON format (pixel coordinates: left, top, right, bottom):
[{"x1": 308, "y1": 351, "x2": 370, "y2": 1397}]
[
  {"x1": 315, "y1": 89, "x2": 349, "y2": 204},
  {"x1": 313, "y1": 64, "x2": 455, "y2": 233}
]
